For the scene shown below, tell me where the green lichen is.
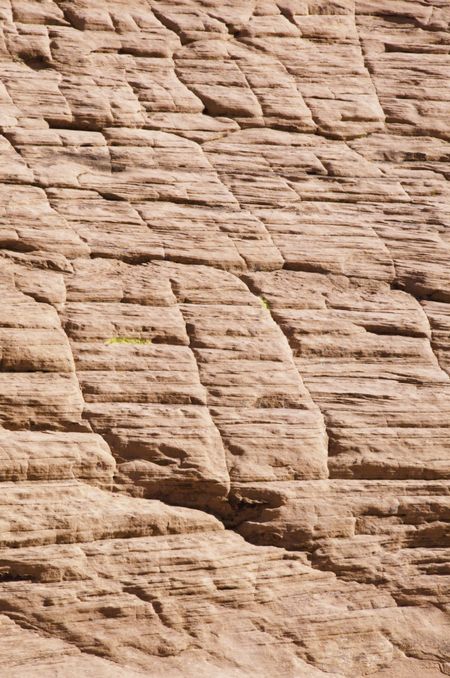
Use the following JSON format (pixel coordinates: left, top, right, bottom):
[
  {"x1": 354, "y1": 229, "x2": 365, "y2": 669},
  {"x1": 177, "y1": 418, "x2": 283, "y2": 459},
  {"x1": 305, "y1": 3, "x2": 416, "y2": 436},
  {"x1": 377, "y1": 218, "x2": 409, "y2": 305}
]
[
  {"x1": 260, "y1": 296, "x2": 271, "y2": 310},
  {"x1": 105, "y1": 337, "x2": 153, "y2": 345}
]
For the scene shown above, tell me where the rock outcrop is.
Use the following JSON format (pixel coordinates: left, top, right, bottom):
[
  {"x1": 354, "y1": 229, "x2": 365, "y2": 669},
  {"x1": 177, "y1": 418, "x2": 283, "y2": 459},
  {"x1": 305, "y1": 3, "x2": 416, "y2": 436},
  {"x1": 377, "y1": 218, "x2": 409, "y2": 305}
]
[{"x1": 0, "y1": 1, "x2": 449, "y2": 676}]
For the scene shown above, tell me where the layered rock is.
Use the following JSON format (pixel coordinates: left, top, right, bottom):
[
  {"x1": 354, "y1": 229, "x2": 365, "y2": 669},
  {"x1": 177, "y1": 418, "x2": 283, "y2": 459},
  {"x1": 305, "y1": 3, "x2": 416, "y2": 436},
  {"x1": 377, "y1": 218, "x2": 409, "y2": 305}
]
[{"x1": 0, "y1": 0, "x2": 449, "y2": 676}]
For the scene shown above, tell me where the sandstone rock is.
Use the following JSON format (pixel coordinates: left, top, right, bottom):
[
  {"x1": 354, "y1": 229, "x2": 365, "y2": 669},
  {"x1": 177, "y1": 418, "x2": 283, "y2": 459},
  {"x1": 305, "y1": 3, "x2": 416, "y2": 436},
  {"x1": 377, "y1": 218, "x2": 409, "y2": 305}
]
[
  {"x1": 0, "y1": 431, "x2": 114, "y2": 484},
  {"x1": 0, "y1": 0, "x2": 448, "y2": 675},
  {"x1": 0, "y1": 614, "x2": 150, "y2": 678},
  {"x1": 0, "y1": 480, "x2": 222, "y2": 547},
  {"x1": 0, "y1": 530, "x2": 436, "y2": 677}
]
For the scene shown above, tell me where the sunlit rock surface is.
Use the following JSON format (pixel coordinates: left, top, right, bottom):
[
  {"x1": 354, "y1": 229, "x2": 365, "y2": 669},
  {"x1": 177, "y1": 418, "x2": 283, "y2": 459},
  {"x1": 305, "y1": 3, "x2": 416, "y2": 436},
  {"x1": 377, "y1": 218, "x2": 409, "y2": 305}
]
[{"x1": 0, "y1": 1, "x2": 449, "y2": 676}]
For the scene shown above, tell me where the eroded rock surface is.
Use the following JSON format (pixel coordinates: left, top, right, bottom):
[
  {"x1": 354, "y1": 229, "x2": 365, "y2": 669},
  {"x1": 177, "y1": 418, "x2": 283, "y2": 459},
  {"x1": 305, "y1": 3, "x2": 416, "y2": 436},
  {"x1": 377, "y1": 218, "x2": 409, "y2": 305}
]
[{"x1": 0, "y1": 1, "x2": 449, "y2": 676}]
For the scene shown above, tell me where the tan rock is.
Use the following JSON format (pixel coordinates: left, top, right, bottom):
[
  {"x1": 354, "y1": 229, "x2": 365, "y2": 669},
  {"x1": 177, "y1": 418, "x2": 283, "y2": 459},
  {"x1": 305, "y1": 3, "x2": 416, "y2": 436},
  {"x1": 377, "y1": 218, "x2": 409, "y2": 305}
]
[
  {"x1": 0, "y1": 431, "x2": 114, "y2": 484},
  {"x1": 0, "y1": 614, "x2": 149, "y2": 678},
  {"x1": 0, "y1": 0, "x2": 448, "y2": 674}
]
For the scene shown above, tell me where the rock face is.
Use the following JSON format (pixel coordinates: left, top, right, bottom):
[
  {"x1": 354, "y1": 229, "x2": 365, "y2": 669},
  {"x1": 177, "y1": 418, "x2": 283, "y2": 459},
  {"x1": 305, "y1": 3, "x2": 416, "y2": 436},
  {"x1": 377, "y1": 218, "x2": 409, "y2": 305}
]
[{"x1": 0, "y1": 1, "x2": 449, "y2": 676}]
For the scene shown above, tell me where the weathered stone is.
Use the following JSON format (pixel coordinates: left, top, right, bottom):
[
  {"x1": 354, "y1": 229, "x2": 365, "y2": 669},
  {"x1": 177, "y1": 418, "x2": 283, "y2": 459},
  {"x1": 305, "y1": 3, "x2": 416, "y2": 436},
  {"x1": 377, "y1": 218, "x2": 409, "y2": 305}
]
[{"x1": 0, "y1": 0, "x2": 448, "y2": 675}]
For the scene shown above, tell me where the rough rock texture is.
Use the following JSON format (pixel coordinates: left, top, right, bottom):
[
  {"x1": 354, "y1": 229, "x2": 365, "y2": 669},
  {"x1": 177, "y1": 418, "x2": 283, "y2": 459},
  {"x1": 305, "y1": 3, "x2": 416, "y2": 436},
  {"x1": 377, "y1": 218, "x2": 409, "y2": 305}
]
[{"x1": 0, "y1": 1, "x2": 449, "y2": 676}]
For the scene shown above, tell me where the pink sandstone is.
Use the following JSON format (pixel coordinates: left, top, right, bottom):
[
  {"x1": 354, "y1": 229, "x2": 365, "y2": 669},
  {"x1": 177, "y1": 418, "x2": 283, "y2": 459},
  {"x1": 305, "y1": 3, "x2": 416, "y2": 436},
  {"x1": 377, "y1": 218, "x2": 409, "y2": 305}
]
[{"x1": 0, "y1": 1, "x2": 449, "y2": 676}]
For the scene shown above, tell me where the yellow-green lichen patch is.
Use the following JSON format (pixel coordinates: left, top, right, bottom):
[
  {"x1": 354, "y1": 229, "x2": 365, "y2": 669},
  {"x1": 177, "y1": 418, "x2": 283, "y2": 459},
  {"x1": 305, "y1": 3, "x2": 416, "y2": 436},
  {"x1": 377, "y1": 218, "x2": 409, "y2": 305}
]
[{"x1": 105, "y1": 337, "x2": 153, "y2": 345}]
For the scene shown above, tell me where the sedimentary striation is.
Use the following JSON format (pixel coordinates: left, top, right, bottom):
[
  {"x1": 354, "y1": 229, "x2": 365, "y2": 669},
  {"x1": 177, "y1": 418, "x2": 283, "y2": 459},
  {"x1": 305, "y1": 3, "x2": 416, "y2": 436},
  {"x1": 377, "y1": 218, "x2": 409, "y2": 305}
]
[{"x1": 0, "y1": 1, "x2": 449, "y2": 676}]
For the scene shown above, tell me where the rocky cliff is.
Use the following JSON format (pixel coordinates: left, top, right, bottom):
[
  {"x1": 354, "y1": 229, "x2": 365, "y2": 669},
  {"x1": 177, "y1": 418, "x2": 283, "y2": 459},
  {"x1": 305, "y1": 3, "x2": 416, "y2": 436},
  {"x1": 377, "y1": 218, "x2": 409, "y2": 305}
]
[{"x1": 0, "y1": 1, "x2": 449, "y2": 676}]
